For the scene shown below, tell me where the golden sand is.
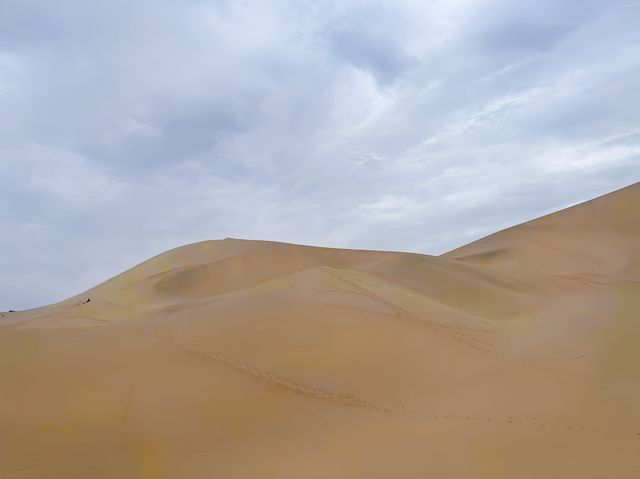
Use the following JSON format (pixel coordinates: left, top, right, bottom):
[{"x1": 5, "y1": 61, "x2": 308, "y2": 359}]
[{"x1": 1, "y1": 183, "x2": 638, "y2": 478}]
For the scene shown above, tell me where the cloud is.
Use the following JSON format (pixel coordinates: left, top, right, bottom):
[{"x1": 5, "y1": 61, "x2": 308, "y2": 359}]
[{"x1": 0, "y1": 0, "x2": 639, "y2": 309}]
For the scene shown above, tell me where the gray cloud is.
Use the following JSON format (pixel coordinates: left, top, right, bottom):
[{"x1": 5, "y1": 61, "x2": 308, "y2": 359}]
[{"x1": 1, "y1": 0, "x2": 639, "y2": 309}]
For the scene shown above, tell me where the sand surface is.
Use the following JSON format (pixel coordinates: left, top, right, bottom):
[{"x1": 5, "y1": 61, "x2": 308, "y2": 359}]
[{"x1": 1, "y1": 183, "x2": 639, "y2": 478}]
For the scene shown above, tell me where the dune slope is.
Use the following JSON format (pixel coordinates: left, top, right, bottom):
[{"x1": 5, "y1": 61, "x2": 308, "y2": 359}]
[{"x1": 1, "y1": 183, "x2": 639, "y2": 478}]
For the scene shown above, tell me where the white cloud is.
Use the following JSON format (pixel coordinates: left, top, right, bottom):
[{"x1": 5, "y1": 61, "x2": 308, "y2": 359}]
[
  {"x1": 0, "y1": 0, "x2": 639, "y2": 309},
  {"x1": 1, "y1": 145, "x2": 127, "y2": 206}
]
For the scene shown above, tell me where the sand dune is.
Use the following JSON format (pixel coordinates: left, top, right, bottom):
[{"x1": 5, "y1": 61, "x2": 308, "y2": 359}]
[{"x1": 1, "y1": 183, "x2": 639, "y2": 478}]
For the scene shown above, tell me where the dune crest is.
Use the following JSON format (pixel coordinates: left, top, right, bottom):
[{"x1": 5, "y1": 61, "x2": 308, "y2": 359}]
[{"x1": 1, "y1": 183, "x2": 639, "y2": 478}]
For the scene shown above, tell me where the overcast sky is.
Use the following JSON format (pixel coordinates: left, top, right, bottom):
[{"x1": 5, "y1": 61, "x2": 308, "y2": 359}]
[{"x1": 1, "y1": 0, "x2": 639, "y2": 309}]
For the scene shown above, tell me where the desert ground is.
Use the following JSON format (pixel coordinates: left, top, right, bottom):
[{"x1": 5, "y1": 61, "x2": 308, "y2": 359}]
[{"x1": 1, "y1": 182, "x2": 638, "y2": 478}]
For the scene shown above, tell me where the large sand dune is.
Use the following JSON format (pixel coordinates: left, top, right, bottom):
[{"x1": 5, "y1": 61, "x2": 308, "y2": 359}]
[{"x1": 1, "y1": 183, "x2": 639, "y2": 478}]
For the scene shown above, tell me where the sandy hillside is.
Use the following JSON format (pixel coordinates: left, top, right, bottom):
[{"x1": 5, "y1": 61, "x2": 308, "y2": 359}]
[{"x1": 1, "y1": 182, "x2": 639, "y2": 478}]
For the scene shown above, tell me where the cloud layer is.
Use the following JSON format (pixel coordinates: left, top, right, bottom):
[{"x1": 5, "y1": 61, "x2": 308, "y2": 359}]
[{"x1": 1, "y1": 0, "x2": 639, "y2": 309}]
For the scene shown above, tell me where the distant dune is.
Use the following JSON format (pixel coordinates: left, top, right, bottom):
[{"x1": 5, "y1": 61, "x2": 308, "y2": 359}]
[{"x1": 1, "y1": 183, "x2": 638, "y2": 478}]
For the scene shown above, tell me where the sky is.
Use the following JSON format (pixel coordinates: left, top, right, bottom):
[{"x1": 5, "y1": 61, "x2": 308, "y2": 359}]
[{"x1": 1, "y1": 0, "x2": 639, "y2": 309}]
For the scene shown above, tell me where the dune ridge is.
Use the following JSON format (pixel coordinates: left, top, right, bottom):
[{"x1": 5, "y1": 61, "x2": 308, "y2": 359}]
[{"x1": 1, "y1": 182, "x2": 639, "y2": 478}]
